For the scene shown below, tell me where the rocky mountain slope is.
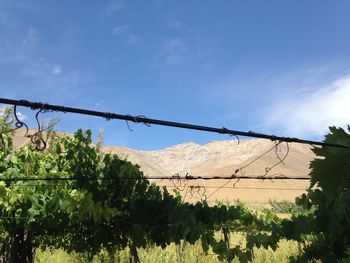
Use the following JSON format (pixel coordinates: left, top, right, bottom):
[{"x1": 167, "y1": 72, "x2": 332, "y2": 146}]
[
  {"x1": 11, "y1": 129, "x2": 315, "y2": 205},
  {"x1": 11, "y1": 128, "x2": 314, "y2": 178},
  {"x1": 102, "y1": 139, "x2": 314, "y2": 206},
  {"x1": 102, "y1": 139, "x2": 314, "y2": 178}
]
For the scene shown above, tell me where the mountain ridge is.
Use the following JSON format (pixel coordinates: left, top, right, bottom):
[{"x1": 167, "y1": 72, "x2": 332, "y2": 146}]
[
  {"x1": 11, "y1": 129, "x2": 314, "y2": 205},
  {"x1": 102, "y1": 138, "x2": 314, "y2": 178}
]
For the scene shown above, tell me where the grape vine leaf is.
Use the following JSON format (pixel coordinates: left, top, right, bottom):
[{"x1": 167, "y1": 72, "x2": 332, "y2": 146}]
[{"x1": 310, "y1": 126, "x2": 350, "y2": 199}]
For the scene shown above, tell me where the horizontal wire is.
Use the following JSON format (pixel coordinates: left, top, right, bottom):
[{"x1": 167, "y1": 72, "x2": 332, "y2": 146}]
[
  {"x1": 0, "y1": 216, "x2": 182, "y2": 227},
  {"x1": 0, "y1": 97, "x2": 348, "y2": 148},
  {"x1": 159, "y1": 185, "x2": 307, "y2": 191},
  {"x1": 4, "y1": 183, "x2": 308, "y2": 191},
  {"x1": 0, "y1": 175, "x2": 310, "y2": 182},
  {"x1": 206, "y1": 200, "x2": 286, "y2": 205}
]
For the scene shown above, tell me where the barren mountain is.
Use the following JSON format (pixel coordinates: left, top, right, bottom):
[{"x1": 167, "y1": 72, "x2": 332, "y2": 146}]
[
  {"x1": 11, "y1": 129, "x2": 314, "y2": 178},
  {"x1": 11, "y1": 129, "x2": 315, "y2": 206},
  {"x1": 102, "y1": 139, "x2": 314, "y2": 206},
  {"x1": 102, "y1": 139, "x2": 314, "y2": 177}
]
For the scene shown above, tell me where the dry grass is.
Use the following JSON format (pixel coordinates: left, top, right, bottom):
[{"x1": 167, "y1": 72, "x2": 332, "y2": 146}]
[
  {"x1": 157, "y1": 179, "x2": 308, "y2": 209},
  {"x1": 35, "y1": 237, "x2": 300, "y2": 263}
]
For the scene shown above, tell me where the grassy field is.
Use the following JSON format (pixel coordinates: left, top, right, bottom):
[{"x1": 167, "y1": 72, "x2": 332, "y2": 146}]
[
  {"x1": 34, "y1": 202, "x2": 301, "y2": 262},
  {"x1": 35, "y1": 237, "x2": 300, "y2": 263}
]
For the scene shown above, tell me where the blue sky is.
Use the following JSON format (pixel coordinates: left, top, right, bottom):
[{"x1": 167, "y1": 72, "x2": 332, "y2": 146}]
[{"x1": 1, "y1": 1, "x2": 350, "y2": 150}]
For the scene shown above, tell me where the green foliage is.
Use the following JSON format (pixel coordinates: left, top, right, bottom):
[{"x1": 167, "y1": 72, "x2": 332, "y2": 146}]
[
  {"x1": 269, "y1": 200, "x2": 309, "y2": 215},
  {"x1": 0, "y1": 116, "x2": 269, "y2": 262},
  {"x1": 0, "y1": 115, "x2": 159, "y2": 261},
  {"x1": 2, "y1": 108, "x2": 349, "y2": 262},
  {"x1": 207, "y1": 126, "x2": 350, "y2": 262},
  {"x1": 310, "y1": 126, "x2": 350, "y2": 198},
  {"x1": 294, "y1": 126, "x2": 350, "y2": 262},
  {"x1": 266, "y1": 126, "x2": 350, "y2": 262}
]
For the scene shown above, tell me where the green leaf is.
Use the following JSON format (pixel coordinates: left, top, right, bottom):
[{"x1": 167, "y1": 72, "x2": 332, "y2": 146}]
[{"x1": 310, "y1": 126, "x2": 350, "y2": 199}]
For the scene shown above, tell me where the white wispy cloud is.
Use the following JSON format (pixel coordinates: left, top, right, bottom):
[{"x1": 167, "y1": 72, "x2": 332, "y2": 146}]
[
  {"x1": 104, "y1": 0, "x2": 124, "y2": 15},
  {"x1": 0, "y1": 107, "x2": 26, "y2": 120},
  {"x1": 169, "y1": 21, "x2": 183, "y2": 30},
  {"x1": 265, "y1": 75, "x2": 350, "y2": 137},
  {"x1": 51, "y1": 66, "x2": 62, "y2": 75},
  {"x1": 159, "y1": 38, "x2": 187, "y2": 64},
  {"x1": 112, "y1": 25, "x2": 129, "y2": 34},
  {"x1": 0, "y1": 22, "x2": 94, "y2": 102},
  {"x1": 199, "y1": 64, "x2": 350, "y2": 138},
  {"x1": 21, "y1": 26, "x2": 38, "y2": 45},
  {"x1": 0, "y1": 0, "x2": 29, "y2": 27},
  {"x1": 112, "y1": 25, "x2": 138, "y2": 45}
]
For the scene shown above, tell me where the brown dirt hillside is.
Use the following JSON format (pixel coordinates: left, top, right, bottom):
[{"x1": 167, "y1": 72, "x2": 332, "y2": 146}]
[
  {"x1": 103, "y1": 139, "x2": 314, "y2": 207},
  {"x1": 11, "y1": 129, "x2": 315, "y2": 207}
]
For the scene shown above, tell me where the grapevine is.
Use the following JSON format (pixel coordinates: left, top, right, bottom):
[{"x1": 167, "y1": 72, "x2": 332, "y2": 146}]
[{"x1": 1, "y1": 108, "x2": 350, "y2": 262}]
